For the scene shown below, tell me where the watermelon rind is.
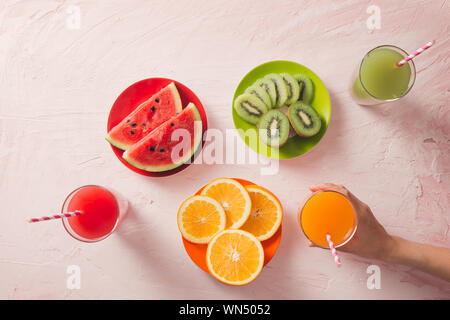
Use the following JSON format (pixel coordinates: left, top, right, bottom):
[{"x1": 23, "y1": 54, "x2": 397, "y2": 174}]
[
  {"x1": 105, "y1": 133, "x2": 129, "y2": 151},
  {"x1": 167, "y1": 82, "x2": 183, "y2": 113},
  {"x1": 106, "y1": 82, "x2": 182, "y2": 151},
  {"x1": 123, "y1": 103, "x2": 203, "y2": 172}
]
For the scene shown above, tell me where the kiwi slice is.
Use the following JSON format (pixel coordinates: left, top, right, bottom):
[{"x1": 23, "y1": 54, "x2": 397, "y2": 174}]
[
  {"x1": 264, "y1": 73, "x2": 288, "y2": 108},
  {"x1": 245, "y1": 84, "x2": 272, "y2": 109},
  {"x1": 254, "y1": 78, "x2": 276, "y2": 107},
  {"x1": 279, "y1": 105, "x2": 298, "y2": 139},
  {"x1": 234, "y1": 93, "x2": 269, "y2": 125},
  {"x1": 257, "y1": 109, "x2": 290, "y2": 148},
  {"x1": 288, "y1": 102, "x2": 321, "y2": 137},
  {"x1": 280, "y1": 73, "x2": 300, "y2": 105},
  {"x1": 293, "y1": 74, "x2": 314, "y2": 104}
]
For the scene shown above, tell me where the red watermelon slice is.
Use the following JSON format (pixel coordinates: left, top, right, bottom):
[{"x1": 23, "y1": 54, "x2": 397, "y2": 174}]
[
  {"x1": 123, "y1": 103, "x2": 202, "y2": 172},
  {"x1": 106, "y1": 82, "x2": 182, "y2": 150}
]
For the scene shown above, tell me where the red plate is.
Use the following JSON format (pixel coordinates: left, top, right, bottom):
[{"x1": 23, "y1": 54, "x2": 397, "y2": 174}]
[{"x1": 107, "y1": 78, "x2": 207, "y2": 177}]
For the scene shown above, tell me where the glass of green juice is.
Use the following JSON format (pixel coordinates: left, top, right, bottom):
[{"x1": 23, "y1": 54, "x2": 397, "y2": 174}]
[{"x1": 350, "y1": 45, "x2": 416, "y2": 105}]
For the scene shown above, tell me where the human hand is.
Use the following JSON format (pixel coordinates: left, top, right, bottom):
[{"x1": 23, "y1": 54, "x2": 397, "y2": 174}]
[{"x1": 307, "y1": 183, "x2": 396, "y2": 261}]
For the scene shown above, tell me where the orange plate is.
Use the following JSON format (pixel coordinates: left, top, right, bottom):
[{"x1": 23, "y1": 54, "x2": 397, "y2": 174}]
[{"x1": 182, "y1": 179, "x2": 282, "y2": 273}]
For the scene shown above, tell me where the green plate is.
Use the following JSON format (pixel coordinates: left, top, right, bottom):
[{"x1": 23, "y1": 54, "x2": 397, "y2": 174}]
[{"x1": 232, "y1": 60, "x2": 331, "y2": 159}]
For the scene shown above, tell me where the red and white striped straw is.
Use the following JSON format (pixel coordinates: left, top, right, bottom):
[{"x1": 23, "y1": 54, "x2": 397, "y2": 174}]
[
  {"x1": 326, "y1": 233, "x2": 342, "y2": 267},
  {"x1": 27, "y1": 211, "x2": 83, "y2": 223},
  {"x1": 397, "y1": 40, "x2": 435, "y2": 66}
]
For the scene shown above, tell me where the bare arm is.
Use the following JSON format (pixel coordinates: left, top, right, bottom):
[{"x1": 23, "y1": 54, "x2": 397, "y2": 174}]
[
  {"x1": 386, "y1": 236, "x2": 450, "y2": 282},
  {"x1": 309, "y1": 183, "x2": 450, "y2": 282}
]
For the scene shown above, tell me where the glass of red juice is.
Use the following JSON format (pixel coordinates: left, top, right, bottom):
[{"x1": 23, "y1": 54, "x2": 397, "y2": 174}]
[{"x1": 61, "y1": 185, "x2": 128, "y2": 242}]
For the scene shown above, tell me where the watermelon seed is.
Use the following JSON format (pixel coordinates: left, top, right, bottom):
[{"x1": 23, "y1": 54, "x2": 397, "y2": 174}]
[
  {"x1": 155, "y1": 99, "x2": 159, "y2": 103},
  {"x1": 126, "y1": 119, "x2": 130, "y2": 123},
  {"x1": 149, "y1": 146, "x2": 155, "y2": 151},
  {"x1": 130, "y1": 130, "x2": 135, "y2": 135},
  {"x1": 151, "y1": 106, "x2": 156, "y2": 112},
  {"x1": 170, "y1": 123, "x2": 174, "y2": 126},
  {"x1": 131, "y1": 122, "x2": 137, "y2": 127},
  {"x1": 160, "y1": 148, "x2": 164, "y2": 152}
]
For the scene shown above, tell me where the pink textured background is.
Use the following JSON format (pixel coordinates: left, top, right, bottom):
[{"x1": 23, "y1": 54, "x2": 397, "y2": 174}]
[{"x1": 0, "y1": 0, "x2": 449, "y2": 299}]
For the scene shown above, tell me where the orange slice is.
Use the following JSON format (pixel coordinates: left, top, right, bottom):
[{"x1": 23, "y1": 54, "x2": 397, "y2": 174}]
[
  {"x1": 177, "y1": 195, "x2": 226, "y2": 244},
  {"x1": 206, "y1": 229, "x2": 264, "y2": 285},
  {"x1": 241, "y1": 185, "x2": 283, "y2": 241},
  {"x1": 200, "y1": 178, "x2": 251, "y2": 229}
]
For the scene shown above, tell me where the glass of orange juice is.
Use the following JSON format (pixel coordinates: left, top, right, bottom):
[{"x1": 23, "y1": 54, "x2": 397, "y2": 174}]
[{"x1": 298, "y1": 191, "x2": 357, "y2": 248}]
